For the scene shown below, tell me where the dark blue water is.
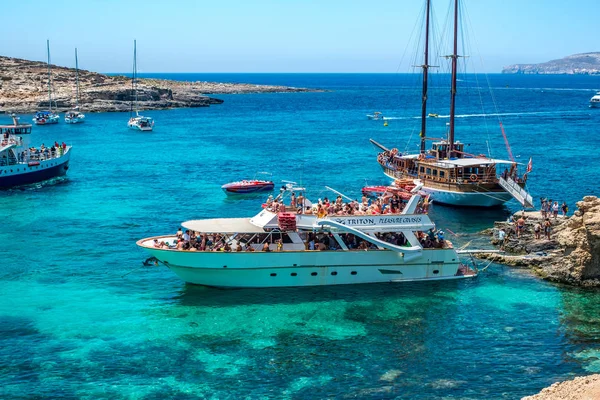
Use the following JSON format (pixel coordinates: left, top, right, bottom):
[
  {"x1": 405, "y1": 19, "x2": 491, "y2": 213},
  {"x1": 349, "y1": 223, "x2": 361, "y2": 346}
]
[{"x1": 2, "y1": 73, "x2": 600, "y2": 399}]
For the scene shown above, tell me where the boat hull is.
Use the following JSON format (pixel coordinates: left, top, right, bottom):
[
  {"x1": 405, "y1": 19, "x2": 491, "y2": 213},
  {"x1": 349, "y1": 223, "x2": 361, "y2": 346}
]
[
  {"x1": 65, "y1": 115, "x2": 85, "y2": 124},
  {"x1": 0, "y1": 154, "x2": 70, "y2": 189},
  {"x1": 33, "y1": 116, "x2": 60, "y2": 125},
  {"x1": 139, "y1": 245, "x2": 473, "y2": 288},
  {"x1": 382, "y1": 170, "x2": 512, "y2": 207},
  {"x1": 222, "y1": 185, "x2": 274, "y2": 195}
]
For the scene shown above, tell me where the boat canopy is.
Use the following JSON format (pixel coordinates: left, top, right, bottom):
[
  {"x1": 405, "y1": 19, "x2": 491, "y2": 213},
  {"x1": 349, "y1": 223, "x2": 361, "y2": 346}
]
[
  {"x1": 400, "y1": 154, "x2": 517, "y2": 167},
  {"x1": 182, "y1": 217, "x2": 266, "y2": 234}
]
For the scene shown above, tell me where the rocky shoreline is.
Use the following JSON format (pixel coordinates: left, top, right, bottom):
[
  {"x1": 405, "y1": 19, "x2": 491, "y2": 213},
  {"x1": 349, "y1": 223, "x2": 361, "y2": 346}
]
[
  {"x1": 476, "y1": 196, "x2": 600, "y2": 286},
  {"x1": 502, "y1": 52, "x2": 600, "y2": 75},
  {"x1": 0, "y1": 56, "x2": 320, "y2": 113},
  {"x1": 522, "y1": 374, "x2": 600, "y2": 399}
]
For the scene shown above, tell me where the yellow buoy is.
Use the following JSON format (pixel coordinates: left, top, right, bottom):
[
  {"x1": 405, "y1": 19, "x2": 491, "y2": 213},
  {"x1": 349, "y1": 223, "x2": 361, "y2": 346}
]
[{"x1": 383, "y1": 121, "x2": 388, "y2": 127}]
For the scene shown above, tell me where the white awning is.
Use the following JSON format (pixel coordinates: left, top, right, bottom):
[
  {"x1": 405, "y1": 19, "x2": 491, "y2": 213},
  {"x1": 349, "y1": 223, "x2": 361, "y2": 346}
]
[{"x1": 182, "y1": 218, "x2": 266, "y2": 234}]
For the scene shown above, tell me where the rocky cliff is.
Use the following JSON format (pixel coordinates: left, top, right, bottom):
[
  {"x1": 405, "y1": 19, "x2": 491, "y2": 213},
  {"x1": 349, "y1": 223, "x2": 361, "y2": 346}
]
[
  {"x1": 502, "y1": 52, "x2": 600, "y2": 75},
  {"x1": 0, "y1": 56, "x2": 317, "y2": 113},
  {"x1": 478, "y1": 196, "x2": 600, "y2": 286}
]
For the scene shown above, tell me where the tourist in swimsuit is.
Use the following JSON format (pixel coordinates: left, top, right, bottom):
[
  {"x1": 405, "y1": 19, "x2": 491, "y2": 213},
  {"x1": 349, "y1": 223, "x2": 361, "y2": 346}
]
[
  {"x1": 516, "y1": 217, "x2": 525, "y2": 238},
  {"x1": 544, "y1": 218, "x2": 552, "y2": 240}
]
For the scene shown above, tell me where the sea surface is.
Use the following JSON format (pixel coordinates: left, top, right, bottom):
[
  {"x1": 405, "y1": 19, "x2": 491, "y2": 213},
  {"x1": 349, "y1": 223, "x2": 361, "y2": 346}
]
[{"x1": 2, "y1": 73, "x2": 600, "y2": 399}]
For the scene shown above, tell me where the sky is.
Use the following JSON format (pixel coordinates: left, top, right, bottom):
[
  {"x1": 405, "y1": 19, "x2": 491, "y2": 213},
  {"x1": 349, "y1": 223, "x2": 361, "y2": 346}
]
[{"x1": 1, "y1": 0, "x2": 598, "y2": 73}]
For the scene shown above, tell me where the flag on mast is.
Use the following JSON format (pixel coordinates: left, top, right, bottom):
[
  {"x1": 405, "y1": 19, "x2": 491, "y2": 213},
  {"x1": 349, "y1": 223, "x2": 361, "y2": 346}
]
[{"x1": 526, "y1": 157, "x2": 533, "y2": 174}]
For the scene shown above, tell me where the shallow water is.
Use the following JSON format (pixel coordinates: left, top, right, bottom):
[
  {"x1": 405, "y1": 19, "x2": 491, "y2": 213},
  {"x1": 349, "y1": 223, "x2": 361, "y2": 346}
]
[{"x1": 2, "y1": 73, "x2": 600, "y2": 399}]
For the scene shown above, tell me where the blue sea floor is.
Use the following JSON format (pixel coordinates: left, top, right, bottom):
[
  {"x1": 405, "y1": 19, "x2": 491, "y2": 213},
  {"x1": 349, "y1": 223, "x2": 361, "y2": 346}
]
[{"x1": 2, "y1": 73, "x2": 600, "y2": 399}]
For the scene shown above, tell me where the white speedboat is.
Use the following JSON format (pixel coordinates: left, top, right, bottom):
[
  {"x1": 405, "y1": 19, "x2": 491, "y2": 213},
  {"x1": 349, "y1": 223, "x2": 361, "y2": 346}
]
[
  {"x1": 590, "y1": 92, "x2": 600, "y2": 108},
  {"x1": 137, "y1": 190, "x2": 476, "y2": 288},
  {"x1": 127, "y1": 40, "x2": 154, "y2": 132},
  {"x1": 367, "y1": 112, "x2": 384, "y2": 120}
]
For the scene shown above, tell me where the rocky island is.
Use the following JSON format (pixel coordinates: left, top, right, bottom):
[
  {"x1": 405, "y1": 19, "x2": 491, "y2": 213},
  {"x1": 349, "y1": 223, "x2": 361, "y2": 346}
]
[
  {"x1": 0, "y1": 55, "x2": 318, "y2": 113},
  {"x1": 477, "y1": 196, "x2": 600, "y2": 286},
  {"x1": 502, "y1": 52, "x2": 600, "y2": 75}
]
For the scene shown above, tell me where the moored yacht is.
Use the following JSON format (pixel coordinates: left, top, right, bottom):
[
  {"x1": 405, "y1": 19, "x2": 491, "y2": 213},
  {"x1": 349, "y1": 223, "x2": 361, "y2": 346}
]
[
  {"x1": 34, "y1": 40, "x2": 60, "y2": 126},
  {"x1": 137, "y1": 190, "x2": 476, "y2": 288},
  {"x1": 590, "y1": 92, "x2": 600, "y2": 108},
  {"x1": 0, "y1": 114, "x2": 71, "y2": 188},
  {"x1": 127, "y1": 40, "x2": 154, "y2": 132},
  {"x1": 65, "y1": 48, "x2": 85, "y2": 124}
]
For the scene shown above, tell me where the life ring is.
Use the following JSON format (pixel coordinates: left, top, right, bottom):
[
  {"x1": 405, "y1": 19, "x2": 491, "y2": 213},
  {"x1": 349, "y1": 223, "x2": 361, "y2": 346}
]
[{"x1": 469, "y1": 174, "x2": 478, "y2": 182}]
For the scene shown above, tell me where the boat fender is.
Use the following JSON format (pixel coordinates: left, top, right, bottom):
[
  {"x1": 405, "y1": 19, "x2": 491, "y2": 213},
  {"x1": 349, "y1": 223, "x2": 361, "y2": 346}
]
[{"x1": 469, "y1": 174, "x2": 478, "y2": 182}]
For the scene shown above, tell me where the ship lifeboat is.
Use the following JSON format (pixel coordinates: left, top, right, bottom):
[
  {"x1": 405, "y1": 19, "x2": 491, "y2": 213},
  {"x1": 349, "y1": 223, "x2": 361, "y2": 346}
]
[{"x1": 221, "y1": 180, "x2": 275, "y2": 195}]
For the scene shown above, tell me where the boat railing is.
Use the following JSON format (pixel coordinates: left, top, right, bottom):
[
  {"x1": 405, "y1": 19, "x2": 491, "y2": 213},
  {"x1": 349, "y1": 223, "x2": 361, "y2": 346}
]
[{"x1": 1, "y1": 137, "x2": 22, "y2": 147}]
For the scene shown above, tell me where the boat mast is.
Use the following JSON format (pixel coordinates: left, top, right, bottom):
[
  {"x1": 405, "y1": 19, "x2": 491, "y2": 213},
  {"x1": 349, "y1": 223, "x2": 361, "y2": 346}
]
[
  {"x1": 47, "y1": 40, "x2": 52, "y2": 113},
  {"x1": 134, "y1": 40, "x2": 138, "y2": 115},
  {"x1": 419, "y1": 0, "x2": 431, "y2": 154},
  {"x1": 75, "y1": 48, "x2": 80, "y2": 110},
  {"x1": 448, "y1": 0, "x2": 459, "y2": 158}
]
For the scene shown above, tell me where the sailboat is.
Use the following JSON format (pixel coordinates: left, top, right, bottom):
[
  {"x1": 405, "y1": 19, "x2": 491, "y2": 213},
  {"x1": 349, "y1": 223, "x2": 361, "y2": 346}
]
[
  {"x1": 371, "y1": 0, "x2": 533, "y2": 208},
  {"x1": 127, "y1": 40, "x2": 154, "y2": 132},
  {"x1": 65, "y1": 48, "x2": 85, "y2": 124},
  {"x1": 33, "y1": 40, "x2": 60, "y2": 125}
]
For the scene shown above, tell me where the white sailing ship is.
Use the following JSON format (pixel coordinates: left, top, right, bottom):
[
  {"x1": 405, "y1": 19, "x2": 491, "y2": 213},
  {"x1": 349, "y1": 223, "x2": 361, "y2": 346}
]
[
  {"x1": 127, "y1": 40, "x2": 154, "y2": 132},
  {"x1": 372, "y1": 0, "x2": 533, "y2": 208},
  {"x1": 33, "y1": 40, "x2": 60, "y2": 125},
  {"x1": 65, "y1": 48, "x2": 85, "y2": 124}
]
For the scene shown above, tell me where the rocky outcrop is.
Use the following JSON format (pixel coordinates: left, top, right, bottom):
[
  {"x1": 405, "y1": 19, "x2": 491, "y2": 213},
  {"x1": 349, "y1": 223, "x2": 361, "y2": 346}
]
[
  {"x1": 477, "y1": 196, "x2": 600, "y2": 286},
  {"x1": 0, "y1": 56, "x2": 318, "y2": 113},
  {"x1": 502, "y1": 52, "x2": 600, "y2": 75},
  {"x1": 522, "y1": 374, "x2": 600, "y2": 399}
]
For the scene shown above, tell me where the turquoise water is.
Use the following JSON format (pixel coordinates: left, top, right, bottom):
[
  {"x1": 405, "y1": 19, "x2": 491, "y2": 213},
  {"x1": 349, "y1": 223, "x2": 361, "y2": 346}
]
[{"x1": 2, "y1": 73, "x2": 600, "y2": 399}]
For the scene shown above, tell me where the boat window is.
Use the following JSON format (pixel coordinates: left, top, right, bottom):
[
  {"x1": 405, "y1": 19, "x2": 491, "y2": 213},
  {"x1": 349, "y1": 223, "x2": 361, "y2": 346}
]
[
  {"x1": 432, "y1": 170, "x2": 438, "y2": 176},
  {"x1": 351, "y1": 271, "x2": 357, "y2": 275},
  {"x1": 291, "y1": 273, "x2": 297, "y2": 277},
  {"x1": 311, "y1": 272, "x2": 317, "y2": 276},
  {"x1": 439, "y1": 171, "x2": 445, "y2": 178},
  {"x1": 426, "y1": 168, "x2": 432, "y2": 175},
  {"x1": 331, "y1": 271, "x2": 337, "y2": 276},
  {"x1": 270, "y1": 273, "x2": 276, "y2": 277},
  {"x1": 420, "y1": 167, "x2": 425, "y2": 173}
]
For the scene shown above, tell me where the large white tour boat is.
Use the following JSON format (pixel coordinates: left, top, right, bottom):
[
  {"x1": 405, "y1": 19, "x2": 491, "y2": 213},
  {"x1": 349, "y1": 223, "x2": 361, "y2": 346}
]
[
  {"x1": 137, "y1": 189, "x2": 476, "y2": 288},
  {"x1": 1, "y1": 114, "x2": 71, "y2": 188}
]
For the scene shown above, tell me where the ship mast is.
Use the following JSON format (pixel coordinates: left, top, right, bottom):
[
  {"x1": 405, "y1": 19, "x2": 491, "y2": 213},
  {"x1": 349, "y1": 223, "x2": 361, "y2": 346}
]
[
  {"x1": 75, "y1": 48, "x2": 80, "y2": 110},
  {"x1": 419, "y1": 0, "x2": 431, "y2": 154},
  {"x1": 47, "y1": 40, "x2": 52, "y2": 112},
  {"x1": 130, "y1": 40, "x2": 137, "y2": 117},
  {"x1": 448, "y1": 0, "x2": 459, "y2": 158}
]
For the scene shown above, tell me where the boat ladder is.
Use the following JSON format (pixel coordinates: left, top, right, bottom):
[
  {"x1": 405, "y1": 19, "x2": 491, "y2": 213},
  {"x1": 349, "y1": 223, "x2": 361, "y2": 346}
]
[{"x1": 498, "y1": 177, "x2": 534, "y2": 208}]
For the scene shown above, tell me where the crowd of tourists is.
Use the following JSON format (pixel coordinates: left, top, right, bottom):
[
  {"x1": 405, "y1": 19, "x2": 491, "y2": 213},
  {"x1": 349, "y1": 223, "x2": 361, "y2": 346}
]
[
  {"x1": 265, "y1": 190, "x2": 429, "y2": 217},
  {"x1": 18, "y1": 142, "x2": 67, "y2": 162}
]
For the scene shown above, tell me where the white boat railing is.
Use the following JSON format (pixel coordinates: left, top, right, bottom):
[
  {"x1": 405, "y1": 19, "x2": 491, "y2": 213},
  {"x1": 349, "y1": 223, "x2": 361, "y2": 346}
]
[{"x1": 498, "y1": 176, "x2": 534, "y2": 208}]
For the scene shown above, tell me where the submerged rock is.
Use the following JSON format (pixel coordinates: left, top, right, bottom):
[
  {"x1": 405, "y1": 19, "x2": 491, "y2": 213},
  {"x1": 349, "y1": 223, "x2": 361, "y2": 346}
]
[{"x1": 477, "y1": 196, "x2": 600, "y2": 287}]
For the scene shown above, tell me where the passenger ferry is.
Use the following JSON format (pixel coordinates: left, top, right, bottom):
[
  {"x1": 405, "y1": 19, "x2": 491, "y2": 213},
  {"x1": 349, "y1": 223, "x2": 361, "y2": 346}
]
[
  {"x1": 137, "y1": 190, "x2": 476, "y2": 288},
  {"x1": 0, "y1": 114, "x2": 71, "y2": 188}
]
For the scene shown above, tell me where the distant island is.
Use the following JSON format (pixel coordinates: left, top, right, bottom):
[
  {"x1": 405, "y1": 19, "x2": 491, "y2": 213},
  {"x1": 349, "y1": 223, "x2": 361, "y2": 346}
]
[
  {"x1": 502, "y1": 52, "x2": 600, "y2": 75},
  {"x1": 0, "y1": 56, "x2": 318, "y2": 113}
]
